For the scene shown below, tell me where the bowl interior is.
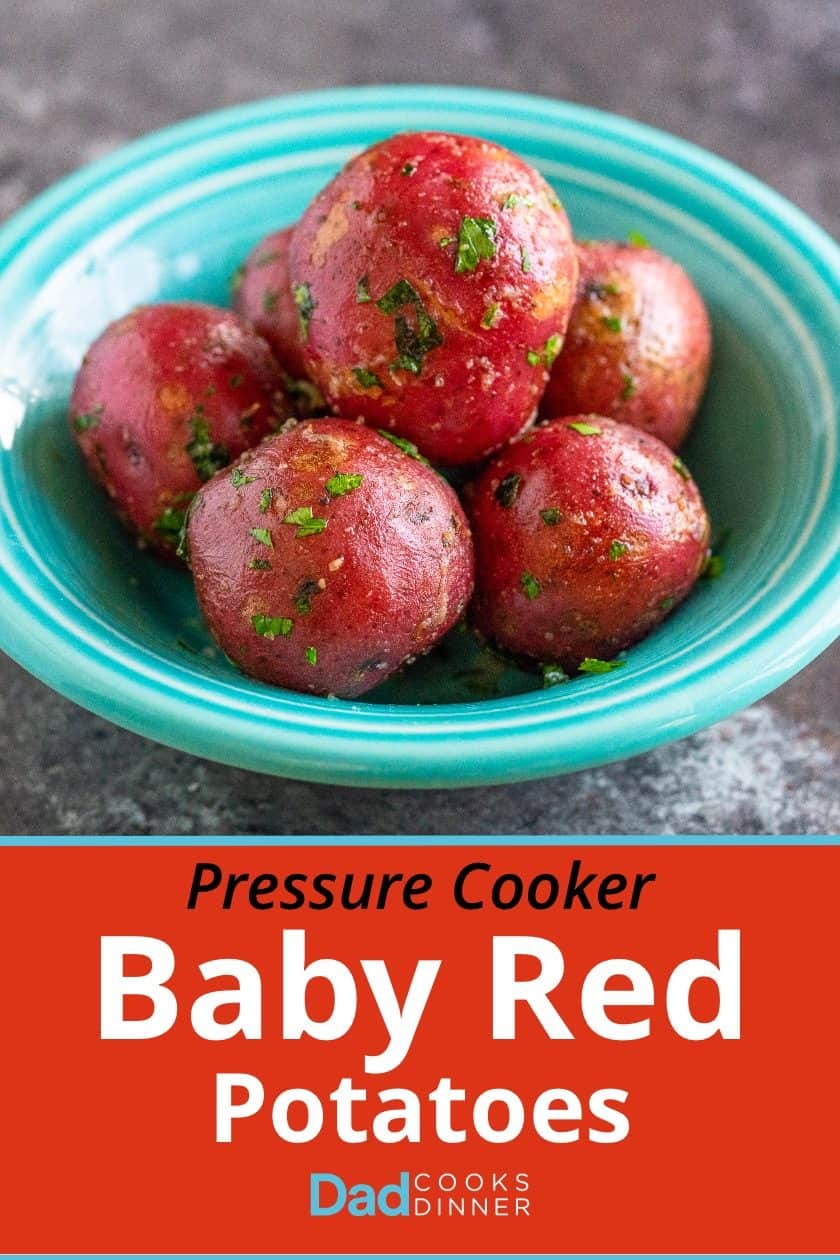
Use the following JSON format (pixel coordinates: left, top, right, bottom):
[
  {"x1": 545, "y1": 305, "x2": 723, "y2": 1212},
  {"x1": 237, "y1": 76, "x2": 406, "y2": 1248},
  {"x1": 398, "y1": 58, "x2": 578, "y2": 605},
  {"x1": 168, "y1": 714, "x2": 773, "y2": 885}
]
[{"x1": 0, "y1": 88, "x2": 837, "y2": 782}]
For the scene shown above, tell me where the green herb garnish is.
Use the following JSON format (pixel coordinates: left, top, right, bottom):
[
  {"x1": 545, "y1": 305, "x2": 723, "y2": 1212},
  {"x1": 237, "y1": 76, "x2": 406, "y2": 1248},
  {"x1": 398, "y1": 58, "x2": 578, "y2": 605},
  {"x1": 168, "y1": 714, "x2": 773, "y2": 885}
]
[
  {"x1": 672, "y1": 456, "x2": 691, "y2": 480},
  {"x1": 602, "y1": 315, "x2": 622, "y2": 333},
  {"x1": 294, "y1": 578, "x2": 323, "y2": 615},
  {"x1": 186, "y1": 409, "x2": 229, "y2": 481},
  {"x1": 455, "y1": 216, "x2": 497, "y2": 274},
  {"x1": 376, "y1": 429, "x2": 430, "y2": 466},
  {"x1": 567, "y1": 420, "x2": 601, "y2": 436},
  {"x1": 495, "y1": 472, "x2": 522, "y2": 508},
  {"x1": 526, "y1": 349, "x2": 542, "y2": 367},
  {"x1": 376, "y1": 278, "x2": 443, "y2": 375},
  {"x1": 481, "y1": 303, "x2": 500, "y2": 329},
  {"x1": 73, "y1": 406, "x2": 102, "y2": 433},
  {"x1": 249, "y1": 558, "x2": 272, "y2": 571},
  {"x1": 153, "y1": 506, "x2": 187, "y2": 544},
  {"x1": 401, "y1": 162, "x2": 416, "y2": 176},
  {"x1": 229, "y1": 373, "x2": 244, "y2": 389},
  {"x1": 283, "y1": 505, "x2": 327, "y2": 537},
  {"x1": 356, "y1": 274, "x2": 372, "y2": 303},
  {"x1": 578, "y1": 657, "x2": 625, "y2": 674},
  {"x1": 326, "y1": 472, "x2": 364, "y2": 497},
  {"x1": 520, "y1": 245, "x2": 531, "y2": 273},
  {"x1": 353, "y1": 367, "x2": 382, "y2": 389},
  {"x1": 305, "y1": 646, "x2": 318, "y2": 665},
  {"x1": 544, "y1": 333, "x2": 562, "y2": 366},
  {"x1": 627, "y1": 230, "x2": 650, "y2": 247},
  {"x1": 620, "y1": 373, "x2": 636, "y2": 400},
  {"x1": 249, "y1": 527, "x2": 273, "y2": 548},
  {"x1": 540, "y1": 507, "x2": 562, "y2": 525},
  {"x1": 502, "y1": 193, "x2": 519, "y2": 209},
  {"x1": 259, "y1": 488, "x2": 273, "y2": 513},
  {"x1": 541, "y1": 663, "x2": 569, "y2": 688},
  {"x1": 251, "y1": 614, "x2": 292, "y2": 640},
  {"x1": 520, "y1": 571, "x2": 541, "y2": 600},
  {"x1": 231, "y1": 467, "x2": 255, "y2": 487},
  {"x1": 292, "y1": 281, "x2": 316, "y2": 339},
  {"x1": 610, "y1": 540, "x2": 629, "y2": 560}
]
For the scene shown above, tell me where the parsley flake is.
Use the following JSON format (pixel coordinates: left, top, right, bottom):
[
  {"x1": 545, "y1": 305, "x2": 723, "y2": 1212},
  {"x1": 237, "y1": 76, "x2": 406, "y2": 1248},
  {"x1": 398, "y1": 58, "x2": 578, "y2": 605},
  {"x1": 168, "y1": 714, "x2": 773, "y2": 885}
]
[
  {"x1": 356, "y1": 274, "x2": 372, "y2": 303},
  {"x1": 540, "y1": 507, "x2": 562, "y2": 525},
  {"x1": 672, "y1": 456, "x2": 691, "y2": 480},
  {"x1": 520, "y1": 571, "x2": 541, "y2": 600},
  {"x1": 186, "y1": 410, "x2": 229, "y2": 481},
  {"x1": 481, "y1": 303, "x2": 500, "y2": 328},
  {"x1": 353, "y1": 367, "x2": 382, "y2": 389},
  {"x1": 567, "y1": 421, "x2": 601, "y2": 436},
  {"x1": 377, "y1": 429, "x2": 431, "y2": 466},
  {"x1": 621, "y1": 372, "x2": 637, "y2": 400},
  {"x1": 326, "y1": 472, "x2": 364, "y2": 497},
  {"x1": 73, "y1": 406, "x2": 102, "y2": 433},
  {"x1": 541, "y1": 662, "x2": 569, "y2": 688},
  {"x1": 252, "y1": 614, "x2": 292, "y2": 640},
  {"x1": 305, "y1": 646, "x2": 318, "y2": 665},
  {"x1": 526, "y1": 349, "x2": 542, "y2": 367},
  {"x1": 249, "y1": 558, "x2": 272, "y2": 571},
  {"x1": 231, "y1": 467, "x2": 255, "y2": 487},
  {"x1": 610, "y1": 540, "x2": 629, "y2": 560},
  {"x1": 292, "y1": 281, "x2": 316, "y2": 339},
  {"x1": 259, "y1": 488, "x2": 273, "y2": 513},
  {"x1": 283, "y1": 506, "x2": 327, "y2": 537},
  {"x1": 494, "y1": 472, "x2": 522, "y2": 508},
  {"x1": 627, "y1": 230, "x2": 650, "y2": 247},
  {"x1": 502, "y1": 193, "x2": 519, "y2": 209},
  {"x1": 578, "y1": 657, "x2": 626, "y2": 674},
  {"x1": 153, "y1": 506, "x2": 187, "y2": 544},
  {"x1": 520, "y1": 245, "x2": 532, "y2": 273},
  {"x1": 376, "y1": 279, "x2": 443, "y2": 375},
  {"x1": 602, "y1": 315, "x2": 622, "y2": 333},
  {"x1": 249, "y1": 527, "x2": 273, "y2": 548},
  {"x1": 401, "y1": 162, "x2": 416, "y2": 176},
  {"x1": 294, "y1": 578, "x2": 323, "y2": 615},
  {"x1": 455, "y1": 216, "x2": 497, "y2": 274},
  {"x1": 229, "y1": 373, "x2": 244, "y2": 389}
]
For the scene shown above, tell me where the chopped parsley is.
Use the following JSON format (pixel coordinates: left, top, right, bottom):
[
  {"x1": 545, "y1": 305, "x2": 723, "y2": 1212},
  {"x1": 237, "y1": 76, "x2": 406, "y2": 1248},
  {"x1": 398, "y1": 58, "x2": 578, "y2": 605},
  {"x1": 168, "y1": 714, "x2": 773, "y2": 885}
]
[
  {"x1": 520, "y1": 245, "x2": 531, "y2": 273},
  {"x1": 292, "y1": 281, "x2": 316, "y2": 339},
  {"x1": 526, "y1": 349, "x2": 542, "y2": 367},
  {"x1": 356, "y1": 274, "x2": 372, "y2": 303},
  {"x1": 609, "y1": 540, "x2": 629, "y2": 560},
  {"x1": 282, "y1": 374, "x2": 326, "y2": 413},
  {"x1": 438, "y1": 236, "x2": 455, "y2": 248},
  {"x1": 262, "y1": 289, "x2": 278, "y2": 314},
  {"x1": 153, "y1": 506, "x2": 187, "y2": 544},
  {"x1": 401, "y1": 162, "x2": 416, "y2": 176},
  {"x1": 376, "y1": 429, "x2": 431, "y2": 466},
  {"x1": 567, "y1": 420, "x2": 601, "y2": 436},
  {"x1": 283, "y1": 505, "x2": 327, "y2": 537},
  {"x1": 231, "y1": 467, "x2": 255, "y2": 487},
  {"x1": 481, "y1": 303, "x2": 500, "y2": 328},
  {"x1": 376, "y1": 278, "x2": 443, "y2": 375},
  {"x1": 540, "y1": 507, "x2": 562, "y2": 525},
  {"x1": 602, "y1": 315, "x2": 623, "y2": 333},
  {"x1": 353, "y1": 367, "x2": 382, "y2": 389},
  {"x1": 229, "y1": 373, "x2": 244, "y2": 389},
  {"x1": 305, "y1": 646, "x2": 318, "y2": 665},
  {"x1": 701, "y1": 526, "x2": 731, "y2": 580},
  {"x1": 73, "y1": 406, "x2": 102, "y2": 432},
  {"x1": 526, "y1": 334, "x2": 562, "y2": 369},
  {"x1": 502, "y1": 193, "x2": 520, "y2": 209},
  {"x1": 541, "y1": 663, "x2": 569, "y2": 688},
  {"x1": 259, "y1": 487, "x2": 273, "y2": 513},
  {"x1": 294, "y1": 578, "x2": 323, "y2": 615},
  {"x1": 249, "y1": 527, "x2": 273, "y2": 548},
  {"x1": 251, "y1": 614, "x2": 292, "y2": 640},
  {"x1": 494, "y1": 472, "x2": 522, "y2": 508},
  {"x1": 455, "y1": 216, "x2": 497, "y2": 274},
  {"x1": 627, "y1": 229, "x2": 650, "y2": 247},
  {"x1": 578, "y1": 657, "x2": 626, "y2": 674},
  {"x1": 520, "y1": 571, "x2": 541, "y2": 600},
  {"x1": 326, "y1": 472, "x2": 364, "y2": 497},
  {"x1": 672, "y1": 455, "x2": 691, "y2": 480},
  {"x1": 620, "y1": 372, "x2": 637, "y2": 400},
  {"x1": 660, "y1": 595, "x2": 676, "y2": 611},
  {"x1": 249, "y1": 558, "x2": 272, "y2": 571},
  {"x1": 186, "y1": 409, "x2": 229, "y2": 481}
]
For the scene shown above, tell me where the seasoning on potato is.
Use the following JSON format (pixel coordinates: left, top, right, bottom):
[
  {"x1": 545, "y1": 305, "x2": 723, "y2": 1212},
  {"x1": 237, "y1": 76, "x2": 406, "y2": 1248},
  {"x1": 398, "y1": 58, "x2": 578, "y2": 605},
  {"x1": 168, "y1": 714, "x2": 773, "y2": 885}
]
[
  {"x1": 69, "y1": 302, "x2": 289, "y2": 560},
  {"x1": 186, "y1": 419, "x2": 475, "y2": 697},
  {"x1": 541, "y1": 241, "x2": 712, "y2": 449},
  {"x1": 288, "y1": 130, "x2": 579, "y2": 465},
  {"x1": 468, "y1": 415, "x2": 710, "y2": 670}
]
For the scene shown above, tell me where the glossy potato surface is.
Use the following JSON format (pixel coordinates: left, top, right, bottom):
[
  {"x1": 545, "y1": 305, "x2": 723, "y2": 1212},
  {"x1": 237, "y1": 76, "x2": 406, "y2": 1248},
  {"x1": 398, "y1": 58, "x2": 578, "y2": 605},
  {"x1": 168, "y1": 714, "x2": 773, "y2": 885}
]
[
  {"x1": 542, "y1": 242, "x2": 711, "y2": 449},
  {"x1": 289, "y1": 131, "x2": 578, "y2": 464},
  {"x1": 69, "y1": 302, "x2": 288, "y2": 558},
  {"x1": 470, "y1": 416, "x2": 710, "y2": 670},
  {"x1": 187, "y1": 419, "x2": 474, "y2": 697}
]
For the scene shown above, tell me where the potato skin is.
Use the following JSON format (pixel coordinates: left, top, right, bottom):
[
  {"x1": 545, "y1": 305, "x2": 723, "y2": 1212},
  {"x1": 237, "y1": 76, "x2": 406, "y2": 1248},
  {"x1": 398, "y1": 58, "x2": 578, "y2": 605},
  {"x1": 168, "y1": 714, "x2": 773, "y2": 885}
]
[
  {"x1": 69, "y1": 302, "x2": 289, "y2": 559},
  {"x1": 187, "y1": 419, "x2": 475, "y2": 698},
  {"x1": 469, "y1": 416, "x2": 710, "y2": 669},
  {"x1": 288, "y1": 131, "x2": 578, "y2": 465},
  {"x1": 542, "y1": 242, "x2": 711, "y2": 449},
  {"x1": 232, "y1": 226, "x2": 316, "y2": 395}
]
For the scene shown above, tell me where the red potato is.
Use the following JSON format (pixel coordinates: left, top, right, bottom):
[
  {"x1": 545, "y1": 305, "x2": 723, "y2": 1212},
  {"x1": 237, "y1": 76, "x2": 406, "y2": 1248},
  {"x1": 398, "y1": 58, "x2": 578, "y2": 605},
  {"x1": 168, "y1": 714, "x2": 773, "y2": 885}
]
[
  {"x1": 187, "y1": 419, "x2": 474, "y2": 697},
  {"x1": 69, "y1": 302, "x2": 289, "y2": 559},
  {"x1": 542, "y1": 241, "x2": 712, "y2": 449},
  {"x1": 288, "y1": 131, "x2": 579, "y2": 465},
  {"x1": 469, "y1": 416, "x2": 710, "y2": 670},
  {"x1": 232, "y1": 226, "x2": 324, "y2": 415}
]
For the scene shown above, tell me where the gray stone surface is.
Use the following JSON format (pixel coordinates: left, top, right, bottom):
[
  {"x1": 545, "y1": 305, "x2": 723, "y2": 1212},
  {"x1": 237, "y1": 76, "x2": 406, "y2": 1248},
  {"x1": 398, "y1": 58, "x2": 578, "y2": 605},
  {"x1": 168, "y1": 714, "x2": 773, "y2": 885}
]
[{"x1": 1, "y1": 0, "x2": 837, "y2": 835}]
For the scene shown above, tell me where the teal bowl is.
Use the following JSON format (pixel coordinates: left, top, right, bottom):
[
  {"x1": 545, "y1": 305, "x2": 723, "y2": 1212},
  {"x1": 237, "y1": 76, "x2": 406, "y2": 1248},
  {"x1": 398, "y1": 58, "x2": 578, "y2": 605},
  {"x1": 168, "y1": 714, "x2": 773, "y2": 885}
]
[{"x1": 0, "y1": 87, "x2": 838, "y2": 787}]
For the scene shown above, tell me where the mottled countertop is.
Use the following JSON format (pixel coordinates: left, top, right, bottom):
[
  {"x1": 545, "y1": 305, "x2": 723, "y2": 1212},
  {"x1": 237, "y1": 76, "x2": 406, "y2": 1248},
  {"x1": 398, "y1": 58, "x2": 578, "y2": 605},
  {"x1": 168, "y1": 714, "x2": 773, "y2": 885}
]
[{"x1": 1, "y1": 0, "x2": 837, "y2": 835}]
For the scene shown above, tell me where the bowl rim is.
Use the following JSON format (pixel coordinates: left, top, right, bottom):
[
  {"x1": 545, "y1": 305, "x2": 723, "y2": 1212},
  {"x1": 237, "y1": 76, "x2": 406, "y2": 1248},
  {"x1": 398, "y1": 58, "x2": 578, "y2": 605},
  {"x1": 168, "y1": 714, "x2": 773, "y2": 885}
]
[{"x1": 0, "y1": 85, "x2": 838, "y2": 788}]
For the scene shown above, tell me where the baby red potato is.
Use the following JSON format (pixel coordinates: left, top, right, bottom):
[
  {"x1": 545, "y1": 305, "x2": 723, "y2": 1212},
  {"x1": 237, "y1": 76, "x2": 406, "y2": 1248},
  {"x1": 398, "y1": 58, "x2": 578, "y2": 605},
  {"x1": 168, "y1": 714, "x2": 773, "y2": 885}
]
[
  {"x1": 469, "y1": 416, "x2": 710, "y2": 671},
  {"x1": 187, "y1": 419, "x2": 474, "y2": 697},
  {"x1": 542, "y1": 241, "x2": 711, "y2": 449},
  {"x1": 288, "y1": 131, "x2": 578, "y2": 465},
  {"x1": 232, "y1": 226, "x2": 323, "y2": 414},
  {"x1": 69, "y1": 302, "x2": 289, "y2": 559}
]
